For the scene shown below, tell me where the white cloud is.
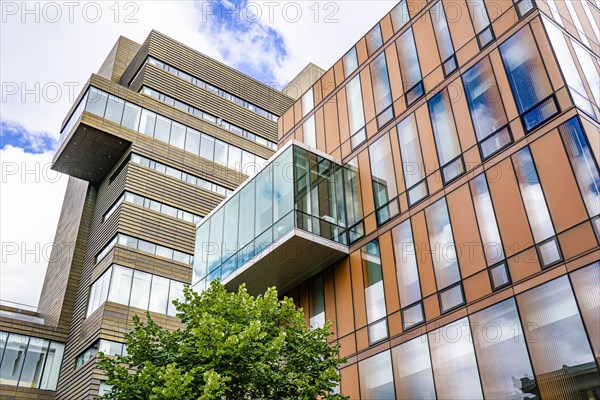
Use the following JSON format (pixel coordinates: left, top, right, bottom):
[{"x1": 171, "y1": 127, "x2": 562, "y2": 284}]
[{"x1": 0, "y1": 0, "x2": 396, "y2": 306}]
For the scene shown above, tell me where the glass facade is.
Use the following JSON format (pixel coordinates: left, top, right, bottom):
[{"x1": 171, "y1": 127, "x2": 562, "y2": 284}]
[
  {"x1": 369, "y1": 133, "x2": 399, "y2": 225},
  {"x1": 396, "y1": 27, "x2": 423, "y2": 105},
  {"x1": 362, "y1": 240, "x2": 388, "y2": 344},
  {"x1": 0, "y1": 332, "x2": 64, "y2": 390},
  {"x1": 193, "y1": 144, "x2": 362, "y2": 291},
  {"x1": 87, "y1": 264, "x2": 186, "y2": 317}
]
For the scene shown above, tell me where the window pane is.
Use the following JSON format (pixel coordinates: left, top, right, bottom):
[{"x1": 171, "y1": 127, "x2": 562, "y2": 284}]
[
  {"x1": 397, "y1": 114, "x2": 425, "y2": 188},
  {"x1": 222, "y1": 195, "x2": 239, "y2": 262},
  {"x1": 85, "y1": 88, "x2": 108, "y2": 116},
  {"x1": 425, "y1": 198, "x2": 460, "y2": 289},
  {"x1": 343, "y1": 47, "x2": 358, "y2": 78},
  {"x1": 303, "y1": 115, "x2": 316, "y2": 148},
  {"x1": 193, "y1": 222, "x2": 210, "y2": 284},
  {"x1": 214, "y1": 140, "x2": 228, "y2": 166},
  {"x1": 470, "y1": 174, "x2": 505, "y2": 265},
  {"x1": 402, "y1": 303, "x2": 424, "y2": 329},
  {"x1": 499, "y1": 26, "x2": 553, "y2": 113},
  {"x1": 18, "y1": 337, "x2": 49, "y2": 389},
  {"x1": 517, "y1": 276, "x2": 600, "y2": 398},
  {"x1": 362, "y1": 241, "x2": 386, "y2": 324},
  {"x1": 471, "y1": 299, "x2": 537, "y2": 399},
  {"x1": 369, "y1": 134, "x2": 398, "y2": 212},
  {"x1": 391, "y1": 336, "x2": 435, "y2": 399},
  {"x1": 359, "y1": 351, "x2": 395, "y2": 400},
  {"x1": 572, "y1": 40, "x2": 600, "y2": 107},
  {"x1": 39, "y1": 342, "x2": 64, "y2": 391},
  {"x1": 273, "y1": 147, "x2": 294, "y2": 223},
  {"x1": 391, "y1": 219, "x2": 421, "y2": 307},
  {"x1": 228, "y1": 146, "x2": 242, "y2": 172},
  {"x1": 570, "y1": 262, "x2": 600, "y2": 360},
  {"x1": 467, "y1": 0, "x2": 491, "y2": 33},
  {"x1": 344, "y1": 157, "x2": 363, "y2": 228},
  {"x1": 185, "y1": 129, "x2": 201, "y2": 155},
  {"x1": 129, "y1": 270, "x2": 151, "y2": 310},
  {"x1": 122, "y1": 102, "x2": 141, "y2": 131},
  {"x1": 309, "y1": 275, "x2": 325, "y2": 328},
  {"x1": 170, "y1": 122, "x2": 186, "y2": 149},
  {"x1": 439, "y1": 284, "x2": 464, "y2": 312},
  {"x1": 148, "y1": 275, "x2": 170, "y2": 314},
  {"x1": 346, "y1": 75, "x2": 365, "y2": 135},
  {"x1": 463, "y1": 58, "x2": 508, "y2": 141},
  {"x1": 167, "y1": 281, "x2": 185, "y2": 317},
  {"x1": 107, "y1": 265, "x2": 132, "y2": 305},
  {"x1": 429, "y1": 317, "x2": 484, "y2": 399},
  {"x1": 431, "y1": 2, "x2": 455, "y2": 62},
  {"x1": 153, "y1": 115, "x2": 171, "y2": 143},
  {"x1": 396, "y1": 28, "x2": 422, "y2": 91},
  {"x1": 207, "y1": 208, "x2": 224, "y2": 272},
  {"x1": 512, "y1": 147, "x2": 555, "y2": 242},
  {"x1": 301, "y1": 87, "x2": 314, "y2": 117},
  {"x1": 390, "y1": 0, "x2": 410, "y2": 32},
  {"x1": 428, "y1": 90, "x2": 461, "y2": 166},
  {"x1": 0, "y1": 334, "x2": 28, "y2": 386},
  {"x1": 139, "y1": 109, "x2": 156, "y2": 137},
  {"x1": 104, "y1": 95, "x2": 125, "y2": 124},
  {"x1": 558, "y1": 117, "x2": 600, "y2": 217},
  {"x1": 238, "y1": 181, "x2": 255, "y2": 247},
  {"x1": 366, "y1": 24, "x2": 383, "y2": 55},
  {"x1": 199, "y1": 134, "x2": 215, "y2": 161},
  {"x1": 370, "y1": 53, "x2": 392, "y2": 115},
  {"x1": 255, "y1": 164, "x2": 273, "y2": 235}
]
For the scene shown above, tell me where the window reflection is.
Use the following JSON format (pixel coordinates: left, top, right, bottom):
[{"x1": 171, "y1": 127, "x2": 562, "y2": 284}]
[
  {"x1": 396, "y1": 28, "x2": 423, "y2": 104},
  {"x1": 517, "y1": 276, "x2": 600, "y2": 399},
  {"x1": 369, "y1": 134, "x2": 399, "y2": 225},
  {"x1": 370, "y1": 53, "x2": 394, "y2": 127},
  {"x1": 346, "y1": 75, "x2": 366, "y2": 143},
  {"x1": 362, "y1": 240, "x2": 388, "y2": 344},
  {"x1": 309, "y1": 275, "x2": 325, "y2": 328},
  {"x1": 359, "y1": 350, "x2": 395, "y2": 399},
  {"x1": 429, "y1": 317, "x2": 484, "y2": 399},
  {"x1": 366, "y1": 24, "x2": 383, "y2": 56},
  {"x1": 392, "y1": 336, "x2": 436, "y2": 399},
  {"x1": 471, "y1": 299, "x2": 538, "y2": 399},
  {"x1": 431, "y1": 1, "x2": 457, "y2": 76},
  {"x1": 570, "y1": 262, "x2": 600, "y2": 361},
  {"x1": 470, "y1": 174, "x2": 505, "y2": 266},
  {"x1": 390, "y1": 0, "x2": 410, "y2": 32}
]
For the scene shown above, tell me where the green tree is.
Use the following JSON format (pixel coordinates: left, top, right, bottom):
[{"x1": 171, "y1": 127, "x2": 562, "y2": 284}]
[{"x1": 98, "y1": 281, "x2": 347, "y2": 399}]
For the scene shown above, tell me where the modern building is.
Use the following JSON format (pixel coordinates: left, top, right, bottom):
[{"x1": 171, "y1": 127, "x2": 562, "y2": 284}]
[
  {"x1": 0, "y1": 30, "x2": 294, "y2": 398},
  {"x1": 1, "y1": 1, "x2": 599, "y2": 399},
  {"x1": 193, "y1": 0, "x2": 600, "y2": 399}
]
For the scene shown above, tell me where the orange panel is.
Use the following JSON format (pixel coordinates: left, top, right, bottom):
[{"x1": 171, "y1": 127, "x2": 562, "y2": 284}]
[
  {"x1": 293, "y1": 100, "x2": 302, "y2": 126},
  {"x1": 423, "y1": 65, "x2": 444, "y2": 94},
  {"x1": 489, "y1": 49, "x2": 519, "y2": 121},
  {"x1": 447, "y1": 184, "x2": 487, "y2": 278},
  {"x1": 350, "y1": 250, "x2": 367, "y2": 329},
  {"x1": 486, "y1": 159, "x2": 534, "y2": 257},
  {"x1": 415, "y1": 103, "x2": 439, "y2": 174},
  {"x1": 388, "y1": 311, "x2": 403, "y2": 337},
  {"x1": 507, "y1": 247, "x2": 541, "y2": 283},
  {"x1": 389, "y1": 125, "x2": 406, "y2": 194},
  {"x1": 338, "y1": 333, "x2": 357, "y2": 359},
  {"x1": 282, "y1": 107, "x2": 294, "y2": 137},
  {"x1": 298, "y1": 282, "x2": 309, "y2": 325},
  {"x1": 366, "y1": 119, "x2": 378, "y2": 140},
  {"x1": 313, "y1": 80, "x2": 323, "y2": 105},
  {"x1": 456, "y1": 38, "x2": 479, "y2": 67},
  {"x1": 334, "y1": 59, "x2": 345, "y2": 86},
  {"x1": 411, "y1": 211, "x2": 437, "y2": 297},
  {"x1": 412, "y1": 10, "x2": 440, "y2": 77},
  {"x1": 423, "y1": 294, "x2": 440, "y2": 321},
  {"x1": 443, "y1": 0, "x2": 475, "y2": 53},
  {"x1": 334, "y1": 258, "x2": 355, "y2": 337},
  {"x1": 380, "y1": 231, "x2": 401, "y2": 313},
  {"x1": 491, "y1": 5, "x2": 518, "y2": 39},
  {"x1": 381, "y1": 14, "x2": 394, "y2": 42},
  {"x1": 337, "y1": 88, "x2": 351, "y2": 145},
  {"x1": 385, "y1": 45, "x2": 403, "y2": 102},
  {"x1": 530, "y1": 130, "x2": 588, "y2": 232},
  {"x1": 324, "y1": 267, "x2": 337, "y2": 338},
  {"x1": 356, "y1": 327, "x2": 369, "y2": 352},
  {"x1": 315, "y1": 107, "x2": 326, "y2": 152},
  {"x1": 340, "y1": 364, "x2": 360, "y2": 400},
  {"x1": 558, "y1": 221, "x2": 599, "y2": 261},
  {"x1": 358, "y1": 150, "x2": 375, "y2": 217},
  {"x1": 321, "y1": 68, "x2": 336, "y2": 99},
  {"x1": 324, "y1": 97, "x2": 341, "y2": 154},
  {"x1": 356, "y1": 38, "x2": 368, "y2": 66},
  {"x1": 463, "y1": 270, "x2": 492, "y2": 303},
  {"x1": 448, "y1": 77, "x2": 477, "y2": 151},
  {"x1": 406, "y1": 0, "x2": 428, "y2": 18},
  {"x1": 360, "y1": 67, "x2": 376, "y2": 124}
]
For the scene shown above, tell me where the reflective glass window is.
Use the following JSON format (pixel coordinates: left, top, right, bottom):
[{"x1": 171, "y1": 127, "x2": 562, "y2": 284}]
[
  {"x1": 362, "y1": 240, "x2": 387, "y2": 343},
  {"x1": 391, "y1": 336, "x2": 436, "y2": 399},
  {"x1": 148, "y1": 275, "x2": 170, "y2": 314},
  {"x1": 107, "y1": 265, "x2": 132, "y2": 305},
  {"x1": 0, "y1": 334, "x2": 28, "y2": 386},
  {"x1": 129, "y1": 270, "x2": 151, "y2": 310},
  {"x1": 170, "y1": 122, "x2": 186, "y2": 149},
  {"x1": 370, "y1": 52, "x2": 393, "y2": 125},
  {"x1": 428, "y1": 90, "x2": 462, "y2": 177},
  {"x1": 309, "y1": 275, "x2": 325, "y2": 328},
  {"x1": 517, "y1": 276, "x2": 600, "y2": 398},
  {"x1": 366, "y1": 24, "x2": 383, "y2": 56},
  {"x1": 397, "y1": 114, "x2": 425, "y2": 189},
  {"x1": 369, "y1": 134, "x2": 399, "y2": 224},
  {"x1": 153, "y1": 115, "x2": 171, "y2": 143},
  {"x1": 470, "y1": 173, "x2": 505, "y2": 265},
  {"x1": 396, "y1": 28, "x2": 422, "y2": 95},
  {"x1": 104, "y1": 95, "x2": 125, "y2": 124},
  {"x1": 39, "y1": 342, "x2": 64, "y2": 391},
  {"x1": 122, "y1": 102, "x2": 141, "y2": 131},
  {"x1": 343, "y1": 47, "x2": 358, "y2": 78},
  {"x1": 359, "y1": 351, "x2": 395, "y2": 399},
  {"x1": 199, "y1": 134, "x2": 215, "y2": 161},
  {"x1": 470, "y1": 299, "x2": 537, "y2": 399},
  {"x1": 18, "y1": 337, "x2": 49, "y2": 389},
  {"x1": 167, "y1": 281, "x2": 185, "y2": 317},
  {"x1": 570, "y1": 262, "x2": 600, "y2": 360},
  {"x1": 390, "y1": 0, "x2": 410, "y2": 32},
  {"x1": 425, "y1": 198, "x2": 461, "y2": 290},
  {"x1": 429, "y1": 317, "x2": 484, "y2": 399},
  {"x1": 85, "y1": 88, "x2": 108, "y2": 116},
  {"x1": 346, "y1": 75, "x2": 365, "y2": 136}
]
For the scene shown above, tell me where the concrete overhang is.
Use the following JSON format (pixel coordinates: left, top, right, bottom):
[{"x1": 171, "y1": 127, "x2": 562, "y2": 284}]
[{"x1": 222, "y1": 228, "x2": 349, "y2": 296}]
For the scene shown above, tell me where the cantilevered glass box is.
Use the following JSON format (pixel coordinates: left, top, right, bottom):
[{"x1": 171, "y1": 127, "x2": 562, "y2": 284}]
[{"x1": 192, "y1": 141, "x2": 363, "y2": 295}]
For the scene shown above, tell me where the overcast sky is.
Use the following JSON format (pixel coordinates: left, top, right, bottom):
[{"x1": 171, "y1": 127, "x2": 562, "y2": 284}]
[{"x1": 0, "y1": 0, "x2": 396, "y2": 307}]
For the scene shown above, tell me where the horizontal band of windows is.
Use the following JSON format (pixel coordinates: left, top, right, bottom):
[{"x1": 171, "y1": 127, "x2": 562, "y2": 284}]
[
  {"x1": 104, "y1": 191, "x2": 203, "y2": 225},
  {"x1": 75, "y1": 339, "x2": 126, "y2": 369},
  {"x1": 86, "y1": 264, "x2": 186, "y2": 318},
  {"x1": 95, "y1": 233, "x2": 193, "y2": 265},
  {"x1": 146, "y1": 56, "x2": 278, "y2": 122},
  {"x1": 140, "y1": 86, "x2": 276, "y2": 150}
]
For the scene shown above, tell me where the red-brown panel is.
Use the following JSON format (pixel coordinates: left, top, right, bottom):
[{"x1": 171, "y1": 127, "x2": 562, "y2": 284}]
[
  {"x1": 324, "y1": 97, "x2": 341, "y2": 154},
  {"x1": 315, "y1": 107, "x2": 326, "y2": 152},
  {"x1": 412, "y1": 10, "x2": 440, "y2": 78},
  {"x1": 380, "y1": 231, "x2": 401, "y2": 314},
  {"x1": 350, "y1": 250, "x2": 367, "y2": 329},
  {"x1": 360, "y1": 67, "x2": 376, "y2": 125},
  {"x1": 324, "y1": 267, "x2": 337, "y2": 338},
  {"x1": 334, "y1": 258, "x2": 355, "y2": 337}
]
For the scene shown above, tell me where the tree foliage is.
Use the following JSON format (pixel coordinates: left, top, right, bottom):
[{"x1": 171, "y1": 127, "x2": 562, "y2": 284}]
[{"x1": 97, "y1": 281, "x2": 347, "y2": 399}]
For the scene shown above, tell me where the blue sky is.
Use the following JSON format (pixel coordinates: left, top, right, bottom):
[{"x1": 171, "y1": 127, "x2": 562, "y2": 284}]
[{"x1": 1, "y1": 121, "x2": 56, "y2": 154}]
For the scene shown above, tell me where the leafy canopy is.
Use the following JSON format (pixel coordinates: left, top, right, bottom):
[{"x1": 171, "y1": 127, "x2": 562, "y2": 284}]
[{"x1": 98, "y1": 281, "x2": 347, "y2": 399}]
